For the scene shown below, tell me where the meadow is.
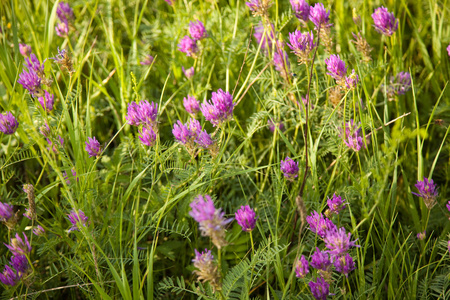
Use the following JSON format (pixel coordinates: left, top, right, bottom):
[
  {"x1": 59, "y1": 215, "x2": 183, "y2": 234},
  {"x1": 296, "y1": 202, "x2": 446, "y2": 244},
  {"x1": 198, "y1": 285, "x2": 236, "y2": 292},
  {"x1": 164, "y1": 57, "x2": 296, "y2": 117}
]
[{"x1": 0, "y1": 0, "x2": 450, "y2": 299}]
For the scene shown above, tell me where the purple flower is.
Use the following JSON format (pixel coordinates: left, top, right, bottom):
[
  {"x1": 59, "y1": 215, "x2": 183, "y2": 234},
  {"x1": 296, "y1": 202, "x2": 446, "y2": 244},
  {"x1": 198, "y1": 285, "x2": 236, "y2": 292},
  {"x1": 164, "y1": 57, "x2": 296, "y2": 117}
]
[
  {"x1": 0, "y1": 202, "x2": 14, "y2": 222},
  {"x1": 38, "y1": 90, "x2": 55, "y2": 112},
  {"x1": 416, "y1": 231, "x2": 426, "y2": 240},
  {"x1": 268, "y1": 119, "x2": 284, "y2": 132},
  {"x1": 192, "y1": 249, "x2": 221, "y2": 291},
  {"x1": 85, "y1": 136, "x2": 102, "y2": 157},
  {"x1": 195, "y1": 130, "x2": 215, "y2": 149},
  {"x1": 246, "y1": 0, "x2": 262, "y2": 12},
  {"x1": 200, "y1": 89, "x2": 235, "y2": 127},
  {"x1": 140, "y1": 55, "x2": 154, "y2": 65},
  {"x1": 126, "y1": 100, "x2": 158, "y2": 127},
  {"x1": 139, "y1": 126, "x2": 157, "y2": 147},
  {"x1": 40, "y1": 122, "x2": 51, "y2": 137},
  {"x1": 290, "y1": 0, "x2": 310, "y2": 22},
  {"x1": 447, "y1": 44, "x2": 450, "y2": 57},
  {"x1": 344, "y1": 69, "x2": 359, "y2": 89},
  {"x1": 280, "y1": 156, "x2": 299, "y2": 181},
  {"x1": 325, "y1": 54, "x2": 347, "y2": 81},
  {"x1": 183, "y1": 95, "x2": 200, "y2": 114},
  {"x1": 287, "y1": 30, "x2": 316, "y2": 60},
  {"x1": 10, "y1": 255, "x2": 28, "y2": 274},
  {"x1": 326, "y1": 193, "x2": 346, "y2": 215},
  {"x1": 333, "y1": 253, "x2": 355, "y2": 277},
  {"x1": 182, "y1": 66, "x2": 195, "y2": 79},
  {"x1": 306, "y1": 211, "x2": 337, "y2": 238},
  {"x1": 67, "y1": 209, "x2": 89, "y2": 232},
  {"x1": 235, "y1": 205, "x2": 257, "y2": 232},
  {"x1": 178, "y1": 36, "x2": 198, "y2": 57},
  {"x1": 372, "y1": 7, "x2": 398, "y2": 36},
  {"x1": 412, "y1": 177, "x2": 439, "y2": 209},
  {"x1": 341, "y1": 119, "x2": 366, "y2": 152},
  {"x1": 33, "y1": 225, "x2": 45, "y2": 236},
  {"x1": 0, "y1": 265, "x2": 20, "y2": 286},
  {"x1": 56, "y1": 2, "x2": 74, "y2": 24},
  {"x1": 324, "y1": 227, "x2": 358, "y2": 257},
  {"x1": 253, "y1": 22, "x2": 275, "y2": 51},
  {"x1": 19, "y1": 43, "x2": 32, "y2": 57},
  {"x1": 309, "y1": 3, "x2": 332, "y2": 29},
  {"x1": 4, "y1": 233, "x2": 32, "y2": 256},
  {"x1": 273, "y1": 49, "x2": 290, "y2": 79},
  {"x1": 17, "y1": 61, "x2": 42, "y2": 96},
  {"x1": 390, "y1": 72, "x2": 411, "y2": 95},
  {"x1": 0, "y1": 112, "x2": 19, "y2": 135},
  {"x1": 446, "y1": 201, "x2": 450, "y2": 213},
  {"x1": 189, "y1": 20, "x2": 207, "y2": 40},
  {"x1": 55, "y1": 22, "x2": 69, "y2": 38},
  {"x1": 308, "y1": 277, "x2": 329, "y2": 300},
  {"x1": 311, "y1": 247, "x2": 331, "y2": 271},
  {"x1": 172, "y1": 118, "x2": 200, "y2": 146},
  {"x1": 295, "y1": 255, "x2": 309, "y2": 278}
]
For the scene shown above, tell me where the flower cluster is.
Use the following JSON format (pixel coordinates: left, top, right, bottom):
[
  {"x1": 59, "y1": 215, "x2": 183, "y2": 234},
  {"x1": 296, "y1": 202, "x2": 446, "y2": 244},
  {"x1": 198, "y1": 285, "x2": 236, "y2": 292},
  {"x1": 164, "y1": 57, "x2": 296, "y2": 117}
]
[
  {"x1": 387, "y1": 71, "x2": 411, "y2": 100},
  {"x1": 412, "y1": 177, "x2": 439, "y2": 210},
  {"x1": 273, "y1": 47, "x2": 291, "y2": 81},
  {"x1": 38, "y1": 90, "x2": 55, "y2": 112},
  {"x1": 192, "y1": 249, "x2": 221, "y2": 291},
  {"x1": 309, "y1": 3, "x2": 332, "y2": 29},
  {"x1": 200, "y1": 89, "x2": 235, "y2": 127},
  {"x1": 372, "y1": 6, "x2": 398, "y2": 36},
  {"x1": 341, "y1": 119, "x2": 367, "y2": 152},
  {"x1": 290, "y1": 0, "x2": 310, "y2": 22},
  {"x1": 140, "y1": 54, "x2": 154, "y2": 66},
  {"x1": 235, "y1": 205, "x2": 257, "y2": 232},
  {"x1": 183, "y1": 95, "x2": 200, "y2": 114},
  {"x1": 182, "y1": 66, "x2": 194, "y2": 79},
  {"x1": 67, "y1": 210, "x2": 89, "y2": 232},
  {"x1": 51, "y1": 48, "x2": 75, "y2": 74},
  {"x1": 280, "y1": 156, "x2": 299, "y2": 181},
  {"x1": 189, "y1": 20, "x2": 207, "y2": 41},
  {"x1": 55, "y1": 2, "x2": 74, "y2": 38},
  {"x1": 253, "y1": 22, "x2": 275, "y2": 52},
  {"x1": 325, "y1": 54, "x2": 358, "y2": 89},
  {"x1": 17, "y1": 53, "x2": 48, "y2": 96},
  {"x1": 85, "y1": 136, "x2": 102, "y2": 157},
  {"x1": 0, "y1": 112, "x2": 19, "y2": 135},
  {"x1": 178, "y1": 20, "x2": 206, "y2": 58},
  {"x1": 126, "y1": 100, "x2": 159, "y2": 147},
  {"x1": 325, "y1": 193, "x2": 347, "y2": 218},
  {"x1": 19, "y1": 43, "x2": 32, "y2": 57},
  {"x1": 246, "y1": 0, "x2": 273, "y2": 18},
  {"x1": 288, "y1": 30, "x2": 316, "y2": 64},
  {"x1": 0, "y1": 202, "x2": 17, "y2": 229},
  {"x1": 0, "y1": 252, "x2": 30, "y2": 287},
  {"x1": 268, "y1": 119, "x2": 284, "y2": 132}
]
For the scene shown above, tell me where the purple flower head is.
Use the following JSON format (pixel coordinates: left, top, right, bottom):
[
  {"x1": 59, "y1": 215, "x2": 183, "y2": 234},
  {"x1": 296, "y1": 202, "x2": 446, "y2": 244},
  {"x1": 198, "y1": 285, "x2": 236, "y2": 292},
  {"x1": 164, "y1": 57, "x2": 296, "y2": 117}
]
[
  {"x1": 0, "y1": 202, "x2": 14, "y2": 222},
  {"x1": 280, "y1": 156, "x2": 299, "y2": 181},
  {"x1": 268, "y1": 119, "x2": 284, "y2": 132},
  {"x1": 183, "y1": 95, "x2": 200, "y2": 114},
  {"x1": 17, "y1": 67, "x2": 42, "y2": 96},
  {"x1": 447, "y1": 44, "x2": 450, "y2": 57},
  {"x1": 192, "y1": 248, "x2": 221, "y2": 291},
  {"x1": 10, "y1": 255, "x2": 28, "y2": 274},
  {"x1": 25, "y1": 53, "x2": 45, "y2": 76},
  {"x1": 306, "y1": 211, "x2": 337, "y2": 238},
  {"x1": 327, "y1": 193, "x2": 346, "y2": 215},
  {"x1": 85, "y1": 136, "x2": 102, "y2": 157},
  {"x1": 178, "y1": 36, "x2": 198, "y2": 57},
  {"x1": 0, "y1": 265, "x2": 20, "y2": 286},
  {"x1": 140, "y1": 55, "x2": 154, "y2": 65},
  {"x1": 290, "y1": 0, "x2": 310, "y2": 22},
  {"x1": 309, "y1": 3, "x2": 332, "y2": 29},
  {"x1": 288, "y1": 30, "x2": 316, "y2": 58},
  {"x1": 38, "y1": 90, "x2": 55, "y2": 112},
  {"x1": 4, "y1": 233, "x2": 31, "y2": 256},
  {"x1": 55, "y1": 21, "x2": 69, "y2": 38},
  {"x1": 0, "y1": 112, "x2": 19, "y2": 135},
  {"x1": 193, "y1": 248, "x2": 214, "y2": 265},
  {"x1": 412, "y1": 177, "x2": 439, "y2": 209},
  {"x1": 273, "y1": 49, "x2": 290, "y2": 79},
  {"x1": 126, "y1": 100, "x2": 158, "y2": 127},
  {"x1": 390, "y1": 72, "x2": 411, "y2": 95},
  {"x1": 308, "y1": 277, "x2": 330, "y2": 300},
  {"x1": 345, "y1": 69, "x2": 359, "y2": 89},
  {"x1": 325, "y1": 54, "x2": 347, "y2": 81},
  {"x1": 372, "y1": 7, "x2": 398, "y2": 36},
  {"x1": 57, "y1": 2, "x2": 74, "y2": 24},
  {"x1": 139, "y1": 126, "x2": 157, "y2": 147},
  {"x1": 446, "y1": 201, "x2": 450, "y2": 213},
  {"x1": 195, "y1": 130, "x2": 215, "y2": 149},
  {"x1": 201, "y1": 89, "x2": 235, "y2": 127},
  {"x1": 40, "y1": 122, "x2": 51, "y2": 137},
  {"x1": 333, "y1": 253, "x2": 356, "y2": 277},
  {"x1": 416, "y1": 231, "x2": 426, "y2": 240},
  {"x1": 295, "y1": 255, "x2": 309, "y2": 278},
  {"x1": 182, "y1": 66, "x2": 195, "y2": 79},
  {"x1": 189, "y1": 20, "x2": 207, "y2": 41},
  {"x1": 311, "y1": 247, "x2": 331, "y2": 271},
  {"x1": 67, "y1": 209, "x2": 89, "y2": 232},
  {"x1": 189, "y1": 195, "x2": 216, "y2": 223},
  {"x1": 246, "y1": 0, "x2": 262, "y2": 13},
  {"x1": 324, "y1": 227, "x2": 358, "y2": 257},
  {"x1": 341, "y1": 119, "x2": 366, "y2": 152},
  {"x1": 253, "y1": 22, "x2": 275, "y2": 51},
  {"x1": 172, "y1": 118, "x2": 200, "y2": 147},
  {"x1": 19, "y1": 44, "x2": 32, "y2": 57},
  {"x1": 235, "y1": 205, "x2": 257, "y2": 232},
  {"x1": 33, "y1": 225, "x2": 45, "y2": 236}
]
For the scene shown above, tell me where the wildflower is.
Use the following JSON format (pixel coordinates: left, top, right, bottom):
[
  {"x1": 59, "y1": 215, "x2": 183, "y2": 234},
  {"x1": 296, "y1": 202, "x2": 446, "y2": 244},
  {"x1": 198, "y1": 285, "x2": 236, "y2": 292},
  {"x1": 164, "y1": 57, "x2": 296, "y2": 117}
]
[
  {"x1": 389, "y1": 72, "x2": 411, "y2": 96},
  {"x1": 192, "y1": 249, "x2": 221, "y2": 291},
  {"x1": 67, "y1": 209, "x2": 89, "y2": 232},
  {"x1": 22, "y1": 184, "x2": 36, "y2": 220},
  {"x1": 447, "y1": 44, "x2": 450, "y2": 57},
  {"x1": 25, "y1": 53, "x2": 45, "y2": 77},
  {"x1": 273, "y1": 49, "x2": 290, "y2": 80},
  {"x1": 189, "y1": 20, "x2": 207, "y2": 40},
  {"x1": 290, "y1": 0, "x2": 310, "y2": 22},
  {"x1": 280, "y1": 156, "x2": 299, "y2": 181},
  {"x1": 10, "y1": 255, "x2": 28, "y2": 274},
  {"x1": 351, "y1": 32, "x2": 373, "y2": 62},
  {"x1": 326, "y1": 193, "x2": 346, "y2": 216},
  {"x1": 33, "y1": 225, "x2": 45, "y2": 236},
  {"x1": 341, "y1": 120, "x2": 366, "y2": 152},
  {"x1": 333, "y1": 253, "x2": 355, "y2": 277},
  {"x1": 55, "y1": 21, "x2": 69, "y2": 38},
  {"x1": 178, "y1": 36, "x2": 198, "y2": 57},
  {"x1": 372, "y1": 7, "x2": 398, "y2": 36},
  {"x1": 126, "y1": 100, "x2": 158, "y2": 127},
  {"x1": 416, "y1": 231, "x2": 426, "y2": 240},
  {"x1": 51, "y1": 48, "x2": 74, "y2": 74},
  {"x1": 172, "y1": 118, "x2": 201, "y2": 149},
  {"x1": 311, "y1": 247, "x2": 331, "y2": 271},
  {"x1": 17, "y1": 67, "x2": 42, "y2": 96},
  {"x1": 446, "y1": 201, "x2": 450, "y2": 213},
  {"x1": 268, "y1": 119, "x2": 284, "y2": 132},
  {"x1": 253, "y1": 22, "x2": 275, "y2": 51},
  {"x1": 344, "y1": 70, "x2": 359, "y2": 90},
  {"x1": 325, "y1": 54, "x2": 347, "y2": 81},
  {"x1": 287, "y1": 30, "x2": 316, "y2": 64},
  {"x1": 182, "y1": 66, "x2": 194, "y2": 79},
  {"x1": 309, "y1": 3, "x2": 332, "y2": 29},
  {"x1": 85, "y1": 136, "x2": 102, "y2": 157},
  {"x1": 139, "y1": 126, "x2": 157, "y2": 147},
  {"x1": 308, "y1": 277, "x2": 329, "y2": 300},
  {"x1": 56, "y1": 2, "x2": 74, "y2": 24},
  {"x1": 0, "y1": 112, "x2": 19, "y2": 135},
  {"x1": 246, "y1": 0, "x2": 272, "y2": 17},
  {"x1": 412, "y1": 177, "x2": 439, "y2": 210},
  {"x1": 0, "y1": 202, "x2": 14, "y2": 222},
  {"x1": 140, "y1": 55, "x2": 154, "y2": 65},
  {"x1": 189, "y1": 195, "x2": 232, "y2": 249},
  {"x1": 200, "y1": 89, "x2": 235, "y2": 127},
  {"x1": 183, "y1": 95, "x2": 200, "y2": 114},
  {"x1": 38, "y1": 90, "x2": 55, "y2": 112},
  {"x1": 324, "y1": 227, "x2": 358, "y2": 257},
  {"x1": 4, "y1": 233, "x2": 32, "y2": 256},
  {"x1": 306, "y1": 211, "x2": 337, "y2": 238},
  {"x1": 19, "y1": 43, "x2": 32, "y2": 57},
  {"x1": 0, "y1": 266, "x2": 20, "y2": 286},
  {"x1": 195, "y1": 130, "x2": 215, "y2": 149},
  {"x1": 235, "y1": 205, "x2": 257, "y2": 232},
  {"x1": 295, "y1": 255, "x2": 309, "y2": 278},
  {"x1": 40, "y1": 122, "x2": 51, "y2": 137}
]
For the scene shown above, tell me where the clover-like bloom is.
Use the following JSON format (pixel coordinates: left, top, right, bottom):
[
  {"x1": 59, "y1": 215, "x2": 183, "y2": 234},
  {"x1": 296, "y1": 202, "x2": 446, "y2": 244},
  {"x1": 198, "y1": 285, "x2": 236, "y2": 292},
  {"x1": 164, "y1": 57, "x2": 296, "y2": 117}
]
[
  {"x1": 24, "y1": 53, "x2": 45, "y2": 76},
  {"x1": 67, "y1": 209, "x2": 89, "y2": 232},
  {"x1": 57, "y1": 2, "x2": 74, "y2": 24},
  {"x1": 326, "y1": 193, "x2": 346, "y2": 216},
  {"x1": 192, "y1": 249, "x2": 221, "y2": 291},
  {"x1": 390, "y1": 71, "x2": 411, "y2": 95},
  {"x1": 33, "y1": 225, "x2": 45, "y2": 236},
  {"x1": 306, "y1": 211, "x2": 337, "y2": 238},
  {"x1": 172, "y1": 118, "x2": 201, "y2": 148},
  {"x1": 140, "y1": 55, "x2": 154, "y2": 65},
  {"x1": 290, "y1": 0, "x2": 310, "y2": 22},
  {"x1": 178, "y1": 36, "x2": 198, "y2": 57},
  {"x1": 341, "y1": 119, "x2": 366, "y2": 152},
  {"x1": 412, "y1": 177, "x2": 439, "y2": 210},
  {"x1": 324, "y1": 227, "x2": 358, "y2": 257},
  {"x1": 189, "y1": 195, "x2": 232, "y2": 249},
  {"x1": 126, "y1": 100, "x2": 158, "y2": 127},
  {"x1": 309, "y1": 277, "x2": 329, "y2": 300},
  {"x1": 85, "y1": 136, "x2": 102, "y2": 157},
  {"x1": 280, "y1": 156, "x2": 299, "y2": 181},
  {"x1": 372, "y1": 7, "x2": 398, "y2": 36},
  {"x1": 0, "y1": 265, "x2": 20, "y2": 286},
  {"x1": 139, "y1": 126, "x2": 157, "y2": 147},
  {"x1": 235, "y1": 205, "x2": 257, "y2": 232},
  {"x1": 309, "y1": 3, "x2": 332, "y2": 29},
  {"x1": 10, "y1": 255, "x2": 29, "y2": 274},
  {"x1": 288, "y1": 30, "x2": 316, "y2": 64},
  {"x1": 273, "y1": 49, "x2": 290, "y2": 80},
  {"x1": 253, "y1": 22, "x2": 275, "y2": 51},
  {"x1": 311, "y1": 248, "x2": 331, "y2": 271},
  {"x1": 0, "y1": 112, "x2": 19, "y2": 135},
  {"x1": 295, "y1": 255, "x2": 309, "y2": 278},
  {"x1": 4, "y1": 233, "x2": 32, "y2": 256},
  {"x1": 195, "y1": 130, "x2": 214, "y2": 149},
  {"x1": 447, "y1": 44, "x2": 450, "y2": 57},
  {"x1": 19, "y1": 43, "x2": 32, "y2": 57},
  {"x1": 416, "y1": 231, "x2": 426, "y2": 240},
  {"x1": 17, "y1": 57, "x2": 43, "y2": 97},
  {"x1": 55, "y1": 22, "x2": 69, "y2": 38},
  {"x1": 446, "y1": 201, "x2": 450, "y2": 213},
  {"x1": 333, "y1": 253, "x2": 355, "y2": 277},
  {"x1": 268, "y1": 119, "x2": 284, "y2": 132},
  {"x1": 345, "y1": 69, "x2": 359, "y2": 89},
  {"x1": 189, "y1": 20, "x2": 207, "y2": 41},
  {"x1": 183, "y1": 95, "x2": 200, "y2": 114},
  {"x1": 200, "y1": 89, "x2": 235, "y2": 127},
  {"x1": 325, "y1": 54, "x2": 347, "y2": 81},
  {"x1": 38, "y1": 90, "x2": 55, "y2": 112},
  {"x1": 0, "y1": 202, "x2": 14, "y2": 222},
  {"x1": 182, "y1": 66, "x2": 194, "y2": 79}
]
